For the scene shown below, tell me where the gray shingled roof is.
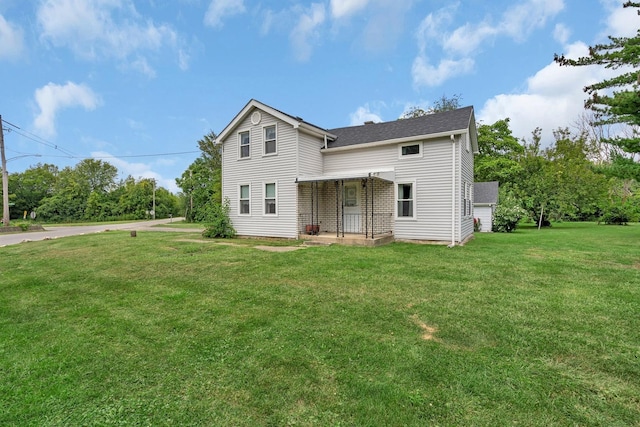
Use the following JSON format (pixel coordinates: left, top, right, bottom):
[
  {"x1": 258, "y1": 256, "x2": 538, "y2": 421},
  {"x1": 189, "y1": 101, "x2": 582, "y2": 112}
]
[
  {"x1": 326, "y1": 106, "x2": 474, "y2": 148},
  {"x1": 474, "y1": 181, "x2": 499, "y2": 205}
]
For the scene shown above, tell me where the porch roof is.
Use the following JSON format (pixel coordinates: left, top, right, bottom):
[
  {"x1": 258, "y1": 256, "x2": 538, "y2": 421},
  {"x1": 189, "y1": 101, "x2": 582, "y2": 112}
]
[{"x1": 296, "y1": 168, "x2": 395, "y2": 183}]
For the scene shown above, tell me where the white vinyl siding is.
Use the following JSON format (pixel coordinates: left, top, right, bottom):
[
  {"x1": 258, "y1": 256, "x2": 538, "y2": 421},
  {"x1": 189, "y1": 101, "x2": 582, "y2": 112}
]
[
  {"x1": 323, "y1": 138, "x2": 455, "y2": 241},
  {"x1": 475, "y1": 205, "x2": 494, "y2": 232},
  {"x1": 222, "y1": 110, "x2": 299, "y2": 238},
  {"x1": 459, "y1": 133, "x2": 475, "y2": 241}
]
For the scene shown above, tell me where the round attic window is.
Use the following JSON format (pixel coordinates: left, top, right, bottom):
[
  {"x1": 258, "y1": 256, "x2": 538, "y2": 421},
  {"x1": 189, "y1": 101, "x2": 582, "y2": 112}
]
[{"x1": 251, "y1": 111, "x2": 261, "y2": 125}]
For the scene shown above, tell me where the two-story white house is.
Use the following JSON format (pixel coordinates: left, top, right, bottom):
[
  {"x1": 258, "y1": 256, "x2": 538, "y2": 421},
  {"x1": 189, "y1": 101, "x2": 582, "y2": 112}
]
[{"x1": 215, "y1": 99, "x2": 478, "y2": 245}]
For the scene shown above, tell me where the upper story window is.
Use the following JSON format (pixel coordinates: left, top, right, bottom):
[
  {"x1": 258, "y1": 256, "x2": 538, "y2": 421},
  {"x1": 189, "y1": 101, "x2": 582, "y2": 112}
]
[
  {"x1": 239, "y1": 131, "x2": 250, "y2": 159},
  {"x1": 399, "y1": 142, "x2": 422, "y2": 158},
  {"x1": 264, "y1": 125, "x2": 277, "y2": 155}
]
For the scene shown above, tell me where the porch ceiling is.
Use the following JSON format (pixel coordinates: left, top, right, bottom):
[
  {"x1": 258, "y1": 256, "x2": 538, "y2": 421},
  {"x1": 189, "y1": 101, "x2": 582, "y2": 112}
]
[{"x1": 296, "y1": 168, "x2": 395, "y2": 183}]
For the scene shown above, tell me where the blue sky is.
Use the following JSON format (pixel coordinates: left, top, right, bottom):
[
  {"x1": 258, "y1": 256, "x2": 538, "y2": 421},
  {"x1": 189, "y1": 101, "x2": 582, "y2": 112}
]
[{"x1": 0, "y1": 0, "x2": 637, "y2": 192}]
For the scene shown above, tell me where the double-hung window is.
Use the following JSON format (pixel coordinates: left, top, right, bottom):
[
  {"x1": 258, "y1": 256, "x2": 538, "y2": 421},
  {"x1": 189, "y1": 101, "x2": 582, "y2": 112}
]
[
  {"x1": 397, "y1": 182, "x2": 415, "y2": 218},
  {"x1": 239, "y1": 184, "x2": 250, "y2": 215},
  {"x1": 239, "y1": 131, "x2": 250, "y2": 159},
  {"x1": 264, "y1": 182, "x2": 277, "y2": 215},
  {"x1": 264, "y1": 125, "x2": 277, "y2": 155}
]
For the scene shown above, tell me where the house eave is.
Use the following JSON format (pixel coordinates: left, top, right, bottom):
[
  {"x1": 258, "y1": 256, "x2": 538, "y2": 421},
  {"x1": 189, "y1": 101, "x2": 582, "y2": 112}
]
[
  {"x1": 296, "y1": 168, "x2": 396, "y2": 183},
  {"x1": 322, "y1": 128, "x2": 470, "y2": 153}
]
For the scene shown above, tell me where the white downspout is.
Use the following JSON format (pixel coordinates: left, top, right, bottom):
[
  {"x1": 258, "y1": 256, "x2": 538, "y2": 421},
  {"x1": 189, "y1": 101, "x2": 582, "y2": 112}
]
[{"x1": 449, "y1": 134, "x2": 456, "y2": 248}]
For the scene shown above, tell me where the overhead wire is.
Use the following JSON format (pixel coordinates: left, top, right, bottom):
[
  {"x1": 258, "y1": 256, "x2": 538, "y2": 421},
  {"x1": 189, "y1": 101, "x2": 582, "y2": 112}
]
[{"x1": 1, "y1": 117, "x2": 200, "y2": 161}]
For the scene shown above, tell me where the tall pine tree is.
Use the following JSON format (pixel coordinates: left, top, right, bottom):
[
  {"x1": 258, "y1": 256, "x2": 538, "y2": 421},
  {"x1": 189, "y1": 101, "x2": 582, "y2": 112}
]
[{"x1": 554, "y1": 1, "x2": 639, "y2": 157}]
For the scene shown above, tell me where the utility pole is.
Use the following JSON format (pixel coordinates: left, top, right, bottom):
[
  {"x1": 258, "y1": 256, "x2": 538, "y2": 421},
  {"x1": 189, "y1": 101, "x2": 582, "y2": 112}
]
[
  {"x1": 152, "y1": 179, "x2": 156, "y2": 220},
  {"x1": 1, "y1": 115, "x2": 9, "y2": 227}
]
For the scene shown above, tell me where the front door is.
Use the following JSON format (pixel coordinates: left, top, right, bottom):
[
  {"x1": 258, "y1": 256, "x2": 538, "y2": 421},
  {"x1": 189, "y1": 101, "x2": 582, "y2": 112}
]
[{"x1": 343, "y1": 182, "x2": 361, "y2": 233}]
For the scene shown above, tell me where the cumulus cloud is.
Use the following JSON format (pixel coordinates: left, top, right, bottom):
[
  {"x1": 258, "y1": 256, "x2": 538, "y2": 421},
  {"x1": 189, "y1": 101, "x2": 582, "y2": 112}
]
[
  {"x1": 37, "y1": 0, "x2": 186, "y2": 74},
  {"x1": 204, "y1": 0, "x2": 246, "y2": 29},
  {"x1": 33, "y1": 81, "x2": 101, "y2": 137},
  {"x1": 290, "y1": 3, "x2": 326, "y2": 62},
  {"x1": 349, "y1": 103, "x2": 383, "y2": 125},
  {"x1": 0, "y1": 14, "x2": 24, "y2": 60},
  {"x1": 478, "y1": 41, "x2": 612, "y2": 144},
  {"x1": 330, "y1": 0, "x2": 371, "y2": 19},
  {"x1": 413, "y1": 0, "x2": 565, "y2": 88},
  {"x1": 478, "y1": 2, "x2": 638, "y2": 145}
]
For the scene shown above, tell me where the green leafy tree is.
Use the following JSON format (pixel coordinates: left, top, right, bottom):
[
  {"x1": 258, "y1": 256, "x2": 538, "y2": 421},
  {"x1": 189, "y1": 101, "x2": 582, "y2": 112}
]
[
  {"x1": 400, "y1": 94, "x2": 463, "y2": 119},
  {"x1": 8, "y1": 163, "x2": 58, "y2": 219},
  {"x1": 176, "y1": 131, "x2": 222, "y2": 222},
  {"x1": 475, "y1": 118, "x2": 524, "y2": 183}
]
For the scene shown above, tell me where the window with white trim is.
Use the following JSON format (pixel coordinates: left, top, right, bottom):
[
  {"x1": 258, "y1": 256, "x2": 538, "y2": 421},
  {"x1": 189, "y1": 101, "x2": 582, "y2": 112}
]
[
  {"x1": 463, "y1": 182, "x2": 472, "y2": 216},
  {"x1": 264, "y1": 182, "x2": 277, "y2": 215},
  {"x1": 396, "y1": 181, "x2": 416, "y2": 219},
  {"x1": 239, "y1": 131, "x2": 250, "y2": 158},
  {"x1": 239, "y1": 184, "x2": 250, "y2": 215},
  {"x1": 264, "y1": 124, "x2": 277, "y2": 155},
  {"x1": 399, "y1": 142, "x2": 422, "y2": 158}
]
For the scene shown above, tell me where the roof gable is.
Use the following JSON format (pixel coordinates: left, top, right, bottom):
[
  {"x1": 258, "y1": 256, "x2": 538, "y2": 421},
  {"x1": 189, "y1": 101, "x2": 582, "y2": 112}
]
[
  {"x1": 326, "y1": 106, "x2": 476, "y2": 149},
  {"x1": 216, "y1": 99, "x2": 333, "y2": 143}
]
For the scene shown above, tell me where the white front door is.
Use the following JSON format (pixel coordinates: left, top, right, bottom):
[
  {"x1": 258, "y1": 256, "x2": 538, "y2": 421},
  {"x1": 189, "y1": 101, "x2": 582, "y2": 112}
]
[{"x1": 343, "y1": 182, "x2": 361, "y2": 233}]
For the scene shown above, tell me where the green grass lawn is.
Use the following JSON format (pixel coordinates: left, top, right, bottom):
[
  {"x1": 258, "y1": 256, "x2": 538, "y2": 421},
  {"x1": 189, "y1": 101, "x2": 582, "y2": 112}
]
[{"x1": 1, "y1": 223, "x2": 638, "y2": 426}]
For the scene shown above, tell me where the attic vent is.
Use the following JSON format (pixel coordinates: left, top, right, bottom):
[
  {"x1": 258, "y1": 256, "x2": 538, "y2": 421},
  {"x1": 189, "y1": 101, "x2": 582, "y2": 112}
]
[
  {"x1": 364, "y1": 121, "x2": 375, "y2": 125},
  {"x1": 251, "y1": 111, "x2": 262, "y2": 125}
]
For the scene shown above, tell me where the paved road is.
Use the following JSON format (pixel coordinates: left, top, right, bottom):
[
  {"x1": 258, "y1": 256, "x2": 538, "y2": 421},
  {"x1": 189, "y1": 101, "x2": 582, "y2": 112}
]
[{"x1": 0, "y1": 218, "x2": 203, "y2": 247}]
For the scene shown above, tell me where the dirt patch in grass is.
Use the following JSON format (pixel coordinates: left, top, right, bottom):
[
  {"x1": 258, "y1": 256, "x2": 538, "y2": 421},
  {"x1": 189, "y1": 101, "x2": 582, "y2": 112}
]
[
  {"x1": 254, "y1": 245, "x2": 305, "y2": 252},
  {"x1": 174, "y1": 239, "x2": 304, "y2": 252},
  {"x1": 410, "y1": 314, "x2": 439, "y2": 341}
]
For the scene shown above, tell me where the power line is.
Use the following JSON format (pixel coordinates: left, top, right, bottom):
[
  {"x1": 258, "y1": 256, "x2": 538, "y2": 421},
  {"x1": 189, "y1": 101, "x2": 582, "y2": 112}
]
[
  {"x1": 2, "y1": 119, "x2": 78, "y2": 158},
  {"x1": 1, "y1": 118, "x2": 200, "y2": 161}
]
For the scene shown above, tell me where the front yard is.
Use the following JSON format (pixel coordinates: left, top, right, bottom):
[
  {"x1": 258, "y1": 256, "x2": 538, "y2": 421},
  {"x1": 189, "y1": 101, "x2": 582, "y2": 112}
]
[{"x1": 1, "y1": 223, "x2": 638, "y2": 426}]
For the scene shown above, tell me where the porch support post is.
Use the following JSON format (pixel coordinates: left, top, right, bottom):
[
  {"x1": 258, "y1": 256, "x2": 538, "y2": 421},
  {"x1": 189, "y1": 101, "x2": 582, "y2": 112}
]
[
  {"x1": 341, "y1": 180, "x2": 345, "y2": 238},
  {"x1": 310, "y1": 182, "x2": 314, "y2": 235},
  {"x1": 364, "y1": 178, "x2": 369, "y2": 238},
  {"x1": 335, "y1": 180, "x2": 340, "y2": 237},
  {"x1": 371, "y1": 177, "x2": 375, "y2": 239},
  {"x1": 315, "y1": 181, "x2": 319, "y2": 232}
]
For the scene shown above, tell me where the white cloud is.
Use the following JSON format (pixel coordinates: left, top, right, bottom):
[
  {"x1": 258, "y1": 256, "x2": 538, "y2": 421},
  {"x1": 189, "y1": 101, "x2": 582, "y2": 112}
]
[
  {"x1": 553, "y1": 23, "x2": 570, "y2": 44},
  {"x1": 601, "y1": 0, "x2": 638, "y2": 37},
  {"x1": 91, "y1": 151, "x2": 179, "y2": 193},
  {"x1": 499, "y1": 0, "x2": 564, "y2": 41},
  {"x1": 204, "y1": 0, "x2": 245, "y2": 29},
  {"x1": 129, "y1": 57, "x2": 157, "y2": 78},
  {"x1": 290, "y1": 3, "x2": 326, "y2": 62},
  {"x1": 33, "y1": 81, "x2": 101, "y2": 137},
  {"x1": 349, "y1": 103, "x2": 383, "y2": 125},
  {"x1": 478, "y1": 41, "x2": 613, "y2": 144},
  {"x1": 330, "y1": 0, "x2": 370, "y2": 19},
  {"x1": 412, "y1": 56, "x2": 474, "y2": 88},
  {"x1": 413, "y1": 0, "x2": 565, "y2": 88},
  {"x1": 0, "y1": 14, "x2": 24, "y2": 60},
  {"x1": 37, "y1": 0, "x2": 185, "y2": 73}
]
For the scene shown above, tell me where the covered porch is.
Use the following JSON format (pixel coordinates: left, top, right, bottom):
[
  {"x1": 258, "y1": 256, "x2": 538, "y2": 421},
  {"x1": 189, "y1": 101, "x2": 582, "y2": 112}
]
[{"x1": 296, "y1": 169, "x2": 395, "y2": 245}]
